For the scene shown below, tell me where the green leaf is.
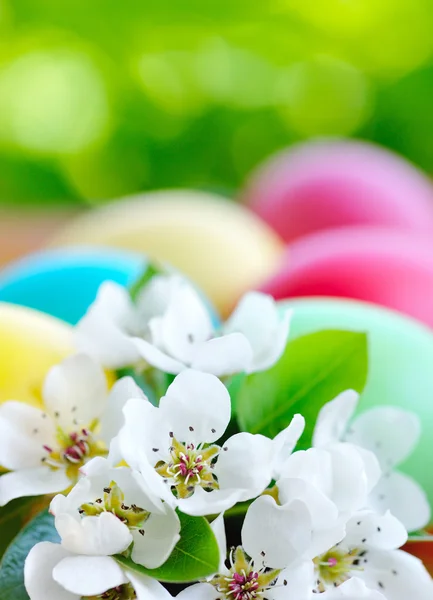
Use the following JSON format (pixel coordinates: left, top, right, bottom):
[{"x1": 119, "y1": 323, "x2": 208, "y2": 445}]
[
  {"x1": 0, "y1": 510, "x2": 59, "y2": 600},
  {"x1": 129, "y1": 262, "x2": 164, "y2": 303},
  {"x1": 0, "y1": 494, "x2": 51, "y2": 560},
  {"x1": 236, "y1": 330, "x2": 368, "y2": 449},
  {"x1": 116, "y1": 511, "x2": 219, "y2": 583}
]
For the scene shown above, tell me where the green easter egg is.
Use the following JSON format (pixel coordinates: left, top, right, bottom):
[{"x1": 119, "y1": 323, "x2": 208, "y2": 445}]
[{"x1": 280, "y1": 297, "x2": 433, "y2": 512}]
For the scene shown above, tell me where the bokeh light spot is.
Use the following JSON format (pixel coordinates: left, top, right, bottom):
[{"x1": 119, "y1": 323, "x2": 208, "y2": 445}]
[
  {"x1": 0, "y1": 48, "x2": 111, "y2": 155},
  {"x1": 276, "y1": 56, "x2": 371, "y2": 137}
]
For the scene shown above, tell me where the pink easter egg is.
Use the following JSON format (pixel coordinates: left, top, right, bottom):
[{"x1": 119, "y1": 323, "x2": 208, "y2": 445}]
[
  {"x1": 260, "y1": 226, "x2": 433, "y2": 327},
  {"x1": 242, "y1": 139, "x2": 433, "y2": 242}
]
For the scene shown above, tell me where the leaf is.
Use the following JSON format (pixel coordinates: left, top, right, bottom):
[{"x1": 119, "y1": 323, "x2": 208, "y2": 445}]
[
  {"x1": 0, "y1": 494, "x2": 51, "y2": 560},
  {"x1": 236, "y1": 330, "x2": 368, "y2": 449},
  {"x1": 0, "y1": 510, "x2": 59, "y2": 600},
  {"x1": 129, "y1": 262, "x2": 163, "y2": 303},
  {"x1": 116, "y1": 511, "x2": 219, "y2": 583}
]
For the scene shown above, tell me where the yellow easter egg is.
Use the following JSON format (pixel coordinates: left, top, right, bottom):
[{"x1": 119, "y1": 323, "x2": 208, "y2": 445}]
[
  {"x1": 51, "y1": 190, "x2": 285, "y2": 316},
  {"x1": 0, "y1": 303, "x2": 73, "y2": 406}
]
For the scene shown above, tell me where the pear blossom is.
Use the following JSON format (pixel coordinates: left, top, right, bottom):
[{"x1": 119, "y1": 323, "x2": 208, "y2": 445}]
[
  {"x1": 76, "y1": 274, "x2": 290, "y2": 376},
  {"x1": 0, "y1": 354, "x2": 145, "y2": 506},
  {"x1": 24, "y1": 541, "x2": 173, "y2": 600},
  {"x1": 314, "y1": 391, "x2": 430, "y2": 531},
  {"x1": 119, "y1": 369, "x2": 304, "y2": 516},
  {"x1": 50, "y1": 457, "x2": 180, "y2": 569},
  {"x1": 310, "y1": 509, "x2": 433, "y2": 600}
]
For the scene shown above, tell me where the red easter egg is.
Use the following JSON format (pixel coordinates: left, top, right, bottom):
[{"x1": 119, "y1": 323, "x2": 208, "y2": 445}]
[
  {"x1": 242, "y1": 139, "x2": 433, "y2": 242},
  {"x1": 260, "y1": 226, "x2": 433, "y2": 328}
]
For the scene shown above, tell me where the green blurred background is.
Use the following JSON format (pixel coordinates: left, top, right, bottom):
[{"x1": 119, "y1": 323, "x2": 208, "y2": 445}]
[{"x1": 0, "y1": 0, "x2": 432, "y2": 207}]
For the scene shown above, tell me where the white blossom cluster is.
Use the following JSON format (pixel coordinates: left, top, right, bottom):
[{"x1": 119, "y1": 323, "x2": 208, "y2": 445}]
[{"x1": 0, "y1": 275, "x2": 431, "y2": 600}]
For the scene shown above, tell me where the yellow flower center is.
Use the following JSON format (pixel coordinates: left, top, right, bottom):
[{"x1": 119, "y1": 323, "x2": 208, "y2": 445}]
[{"x1": 314, "y1": 546, "x2": 364, "y2": 591}]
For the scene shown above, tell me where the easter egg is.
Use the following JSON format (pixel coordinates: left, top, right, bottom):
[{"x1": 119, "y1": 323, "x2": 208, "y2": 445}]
[
  {"x1": 280, "y1": 296, "x2": 433, "y2": 510},
  {"x1": 50, "y1": 190, "x2": 285, "y2": 316},
  {"x1": 242, "y1": 139, "x2": 433, "y2": 242},
  {"x1": 0, "y1": 303, "x2": 72, "y2": 406},
  {"x1": 0, "y1": 247, "x2": 146, "y2": 324},
  {"x1": 260, "y1": 227, "x2": 433, "y2": 328}
]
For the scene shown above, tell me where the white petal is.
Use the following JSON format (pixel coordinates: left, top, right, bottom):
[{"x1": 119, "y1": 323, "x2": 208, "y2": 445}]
[
  {"x1": 210, "y1": 513, "x2": 227, "y2": 573},
  {"x1": 225, "y1": 292, "x2": 291, "y2": 373},
  {"x1": 177, "y1": 486, "x2": 243, "y2": 517},
  {"x1": 279, "y1": 449, "x2": 333, "y2": 499},
  {"x1": 126, "y1": 570, "x2": 174, "y2": 600},
  {"x1": 272, "y1": 414, "x2": 305, "y2": 478},
  {"x1": 160, "y1": 370, "x2": 231, "y2": 444},
  {"x1": 313, "y1": 390, "x2": 359, "y2": 449},
  {"x1": 346, "y1": 407, "x2": 421, "y2": 471},
  {"x1": 242, "y1": 495, "x2": 312, "y2": 569},
  {"x1": 131, "y1": 505, "x2": 180, "y2": 569},
  {"x1": 24, "y1": 542, "x2": 78, "y2": 600},
  {"x1": 328, "y1": 443, "x2": 380, "y2": 513},
  {"x1": 176, "y1": 583, "x2": 217, "y2": 600},
  {"x1": 99, "y1": 376, "x2": 148, "y2": 445},
  {"x1": 53, "y1": 555, "x2": 127, "y2": 596},
  {"x1": 358, "y1": 549, "x2": 433, "y2": 600},
  {"x1": 344, "y1": 510, "x2": 407, "y2": 550},
  {"x1": 120, "y1": 398, "x2": 167, "y2": 468},
  {"x1": 43, "y1": 354, "x2": 108, "y2": 429},
  {"x1": 277, "y1": 477, "x2": 338, "y2": 530},
  {"x1": 368, "y1": 470, "x2": 431, "y2": 532},
  {"x1": 75, "y1": 281, "x2": 141, "y2": 369},
  {"x1": 158, "y1": 281, "x2": 214, "y2": 361},
  {"x1": 308, "y1": 521, "x2": 347, "y2": 559},
  {"x1": 55, "y1": 511, "x2": 132, "y2": 555},
  {"x1": 214, "y1": 432, "x2": 274, "y2": 498},
  {"x1": 135, "y1": 274, "x2": 181, "y2": 323},
  {"x1": 270, "y1": 560, "x2": 315, "y2": 600},
  {"x1": 0, "y1": 467, "x2": 70, "y2": 506},
  {"x1": 190, "y1": 334, "x2": 253, "y2": 377},
  {"x1": 133, "y1": 337, "x2": 185, "y2": 374},
  {"x1": 0, "y1": 402, "x2": 56, "y2": 469},
  {"x1": 321, "y1": 577, "x2": 386, "y2": 600}
]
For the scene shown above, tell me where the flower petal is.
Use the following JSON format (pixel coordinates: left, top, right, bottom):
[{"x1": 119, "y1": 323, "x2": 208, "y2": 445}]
[
  {"x1": 24, "y1": 542, "x2": 78, "y2": 600},
  {"x1": 210, "y1": 513, "x2": 227, "y2": 573},
  {"x1": 357, "y1": 549, "x2": 433, "y2": 600},
  {"x1": 158, "y1": 281, "x2": 214, "y2": 362},
  {"x1": 177, "y1": 486, "x2": 243, "y2": 517},
  {"x1": 176, "y1": 583, "x2": 217, "y2": 600},
  {"x1": 126, "y1": 570, "x2": 174, "y2": 600},
  {"x1": 43, "y1": 354, "x2": 108, "y2": 429},
  {"x1": 131, "y1": 505, "x2": 180, "y2": 569},
  {"x1": 0, "y1": 467, "x2": 70, "y2": 506},
  {"x1": 99, "y1": 376, "x2": 147, "y2": 446},
  {"x1": 313, "y1": 390, "x2": 359, "y2": 449},
  {"x1": 369, "y1": 470, "x2": 431, "y2": 533},
  {"x1": 277, "y1": 477, "x2": 338, "y2": 530},
  {"x1": 345, "y1": 407, "x2": 421, "y2": 471},
  {"x1": 214, "y1": 432, "x2": 274, "y2": 499},
  {"x1": 224, "y1": 292, "x2": 291, "y2": 373},
  {"x1": 160, "y1": 370, "x2": 231, "y2": 444},
  {"x1": 242, "y1": 495, "x2": 312, "y2": 569},
  {"x1": 190, "y1": 334, "x2": 253, "y2": 377},
  {"x1": 53, "y1": 555, "x2": 127, "y2": 596},
  {"x1": 75, "y1": 281, "x2": 141, "y2": 369},
  {"x1": 270, "y1": 560, "x2": 315, "y2": 600},
  {"x1": 272, "y1": 414, "x2": 305, "y2": 478},
  {"x1": 344, "y1": 510, "x2": 407, "y2": 550},
  {"x1": 0, "y1": 402, "x2": 56, "y2": 469},
  {"x1": 321, "y1": 577, "x2": 386, "y2": 599},
  {"x1": 132, "y1": 338, "x2": 186, "y2": 374},
  {"x1": 55, "y1": 511, "x2": 132, "y2": 556}
]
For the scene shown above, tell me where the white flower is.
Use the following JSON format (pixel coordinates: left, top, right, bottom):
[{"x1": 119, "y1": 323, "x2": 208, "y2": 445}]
[
  {"x1": 24, "y1": 541, "x2": 173, "y2": 600},
  {"x1": 119, "y1": 369, "x2": 304, "y2": 516},
  {"x1": 76, "y1": 275, "x2": 290, "y2": 376},
  {"x1": 312, "y1": 578, "x2": 386, "y2": 599},
  {"x1": 310, "y1": 509, "x2": 433, "y2": 600},
  {"x1": 50, "y1": 457, "x2": 180, "y2": 569},
  {"x1": 0, "y1": 354, "x2": 145, "y2": 506},
  {"x1": 315, "y1": 392, "x2": 430, "y2": 531}
]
